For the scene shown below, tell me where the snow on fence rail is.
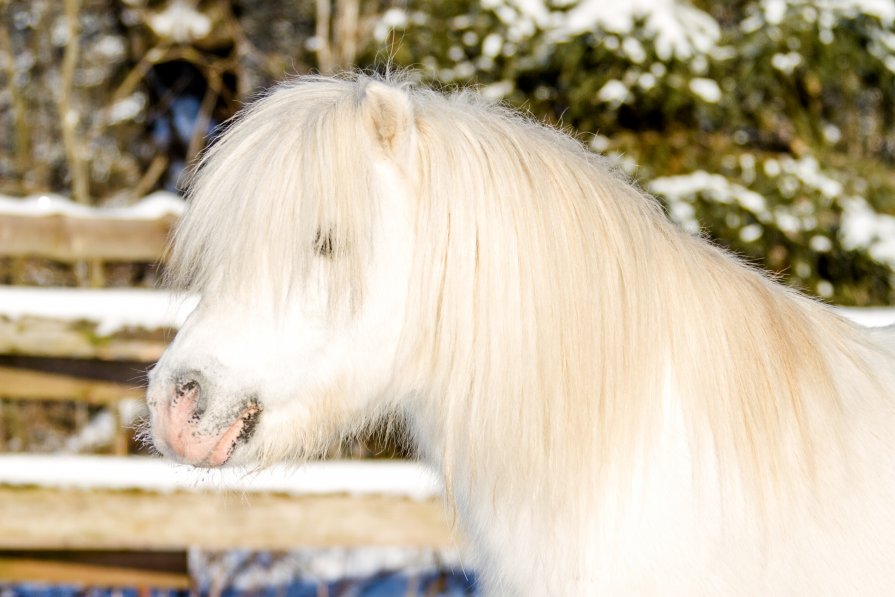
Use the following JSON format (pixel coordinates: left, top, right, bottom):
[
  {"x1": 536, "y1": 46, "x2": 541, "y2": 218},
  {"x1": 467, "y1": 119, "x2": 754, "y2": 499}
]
[
  {"x1": 0, "y1": 454, "x2": 440, "y2": 498},
  {"x1": 0, "y1": 455, "x2": 454, "y2": 553},
  {"x1": 0, "y1": 192, "x2": 183, "y2": 262},
  {"x1": 0, "y1": 286, "x2": 197, "y2": 361}
]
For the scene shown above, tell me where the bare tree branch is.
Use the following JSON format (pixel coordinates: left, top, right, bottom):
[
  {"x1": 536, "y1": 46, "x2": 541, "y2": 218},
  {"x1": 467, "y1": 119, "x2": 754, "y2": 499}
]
[
  {"x1": 335, "y1": 0, "x2": 360, "y2": 70},
  {"x1": 58, "y1": 0, "x2": 89, "y2": 204},
  {"x1": 0, "y1": 9, "x2": 29, "y2": 195},
  {"x1": 185, "y1": 74, "x2": 221, "y2": 167},
  {"x1": 315, "y1": 0, "x2": 334, "y2": 73}
]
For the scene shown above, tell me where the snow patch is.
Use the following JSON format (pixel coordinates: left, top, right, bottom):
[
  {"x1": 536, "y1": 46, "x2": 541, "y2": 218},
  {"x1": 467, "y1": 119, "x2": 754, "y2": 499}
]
[
  {"x1": 688, "y1": 78, "x2": 721, "y2": 103},
  {"x1": 107, "y1": 92, "x2": 147, "y2": 125},
  {"x1": 65, "y1": 411, "x2": 119, "y2": 453},
  {"x1": 622, "y1": 37, "x2": 647, "y2": 63},
  {"x1": 589, "y1": 133, "x2": 611, "y2": 152},
  {"x1": 373, "y1": 8, "x2": 409, "y2": 41},
  {"x1": 649, "y1": 170, "x2": 769, "y2": 227},
  {"x1": 777, "y1": 156, "x2": 843, "y2": 198},
  {"x1": 810, "y1": 235, "x2": 833, "y2": 252},
  {"x1": 483, "y1": 32, "x2": 504, "y2": 57},
  {"x1": 739, "y1": 223, "x2": 764, "y2": 243},
  {"x1": 64, "y1": 399, "x2": 148, "y2": 453},
  {"x1": 764, "y1": 0, "x2": 788, "y2": 24},
  {"x1": 561, "y1": 0, "x2": 721, "y2": 59},
  {"x1": 771, "y1": 51, "x2": 803, "y2": 74},
  {"x1": 840, "y1": 197, "x2": 895, "y2": 268},
  {"x1": 597, "y1": 79, "x2": 632, "y2": 105},
  {"x1": 759, "y1": 0, "x2": 895, "y2": 30},
  {"x1": 419, "y1": 0, "x2": 723, "y2": 60},
  {"x1": 147, "y1": 0, "x2": 212, "y2": 44},
  {"x1": 481, "y1": 80, "x2": 514, "y2": 99}
]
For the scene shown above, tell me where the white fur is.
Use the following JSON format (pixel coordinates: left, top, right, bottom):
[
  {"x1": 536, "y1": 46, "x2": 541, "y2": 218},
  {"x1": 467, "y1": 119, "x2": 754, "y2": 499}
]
[{"x1": 149, "y1": 75, "x2": 895, "y2": 595}]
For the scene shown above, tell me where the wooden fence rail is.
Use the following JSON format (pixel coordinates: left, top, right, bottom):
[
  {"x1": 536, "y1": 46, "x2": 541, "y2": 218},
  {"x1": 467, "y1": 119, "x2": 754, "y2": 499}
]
[
  {"x1": 0, "y1": 457, "x2": 455, "y2": 587},
  {"x1": 0, "y1": 193, "x2": 180, "y2": 263},
  {"x1": 0, "y1": 213, "x2": 174, "y2": 263}
]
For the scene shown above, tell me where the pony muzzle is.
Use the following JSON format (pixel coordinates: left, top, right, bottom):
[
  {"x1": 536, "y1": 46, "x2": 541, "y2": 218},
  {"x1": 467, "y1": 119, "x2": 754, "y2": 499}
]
[{"x1": 152, "y1": 375, "x2": 261, "y2": 467}]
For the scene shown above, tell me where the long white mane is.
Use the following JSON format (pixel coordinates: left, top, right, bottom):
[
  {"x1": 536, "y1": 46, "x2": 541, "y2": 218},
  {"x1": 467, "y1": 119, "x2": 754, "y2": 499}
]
[{"x1": 168, "y1": 75, "x2": 895, "y2": 593}]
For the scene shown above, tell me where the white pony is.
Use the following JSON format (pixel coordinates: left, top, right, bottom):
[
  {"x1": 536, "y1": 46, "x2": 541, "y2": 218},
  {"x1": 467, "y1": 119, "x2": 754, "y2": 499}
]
[{"x1": 146, "y1": 75, "x2": 895, "y2": 595}]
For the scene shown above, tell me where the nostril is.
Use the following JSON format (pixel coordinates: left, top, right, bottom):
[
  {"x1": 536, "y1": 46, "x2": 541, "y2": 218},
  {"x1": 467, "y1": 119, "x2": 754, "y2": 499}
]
[
  {"x1": 170, "y1": 372, "x2": 206, "y2": 418},
  {"x1": 175, "y1": 378, "x2": 200, "y2": 401}
]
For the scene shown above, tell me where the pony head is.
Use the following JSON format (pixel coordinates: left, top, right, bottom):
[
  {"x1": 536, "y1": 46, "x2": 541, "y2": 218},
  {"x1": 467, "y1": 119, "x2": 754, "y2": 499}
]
[
  {"x1": 145, "y1": 74, "x2": 704, "y2": 481},
  {"x1": 146, "y1": 78, "x2": 419, "y2": 466},
  {"x1": 145, "y1": 74, "x2": 849, "y2": 507}
]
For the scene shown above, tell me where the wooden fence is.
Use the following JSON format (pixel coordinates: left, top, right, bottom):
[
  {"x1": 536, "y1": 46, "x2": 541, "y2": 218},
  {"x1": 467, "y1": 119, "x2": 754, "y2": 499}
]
[
  {"x1": 0, "y1": 197, "x2": 458, "y2": 590},
  {"x1": 0, "y1": 457, "x2": 453, "y2": 589},
  {"x1": 0, "y1": 196, "x2": 179, "y2": 454}
]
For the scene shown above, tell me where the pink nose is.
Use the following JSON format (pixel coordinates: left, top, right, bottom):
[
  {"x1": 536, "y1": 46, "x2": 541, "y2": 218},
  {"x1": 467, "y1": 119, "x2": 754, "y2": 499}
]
[{"x1": 153, "y1": 377, "x2": 260, "y2": 467}]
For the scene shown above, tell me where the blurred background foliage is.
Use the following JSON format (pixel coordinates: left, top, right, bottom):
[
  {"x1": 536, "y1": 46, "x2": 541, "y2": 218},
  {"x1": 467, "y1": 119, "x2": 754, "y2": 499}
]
[{"x1": 0, "y1": 0, "x2": 894, "y2": 304}]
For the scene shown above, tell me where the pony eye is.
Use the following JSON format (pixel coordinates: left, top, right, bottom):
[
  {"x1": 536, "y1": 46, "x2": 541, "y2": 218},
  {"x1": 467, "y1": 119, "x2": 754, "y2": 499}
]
[{"x1": 314, "y1": 229, "x2": 335, "y2": 258}]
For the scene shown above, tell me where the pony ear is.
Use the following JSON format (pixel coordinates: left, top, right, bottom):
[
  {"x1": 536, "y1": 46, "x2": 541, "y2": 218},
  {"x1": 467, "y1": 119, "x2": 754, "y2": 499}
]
[{"x1": 360, "y1": 80, "x2": 415, "y2": 159}]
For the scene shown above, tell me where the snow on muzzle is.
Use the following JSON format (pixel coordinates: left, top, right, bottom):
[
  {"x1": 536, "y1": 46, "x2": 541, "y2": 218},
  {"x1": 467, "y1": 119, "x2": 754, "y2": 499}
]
[{"x1": 149, "y1": 371, "x2": 261, "y2": 467}]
